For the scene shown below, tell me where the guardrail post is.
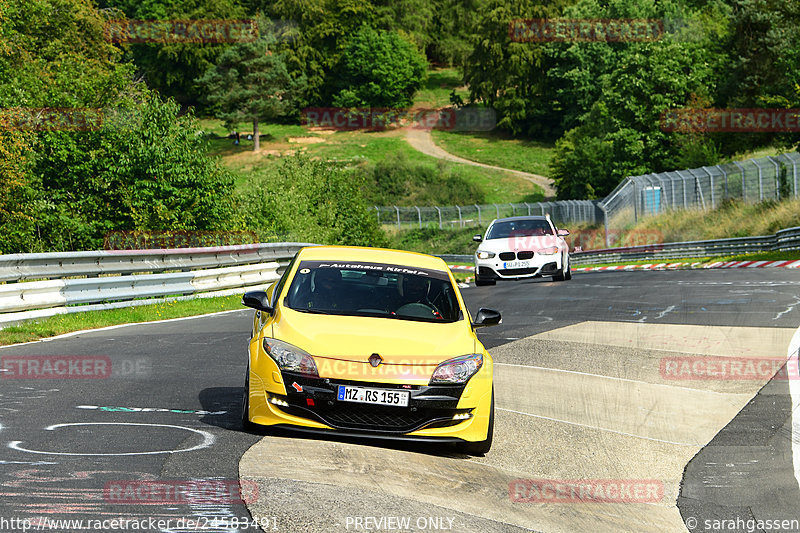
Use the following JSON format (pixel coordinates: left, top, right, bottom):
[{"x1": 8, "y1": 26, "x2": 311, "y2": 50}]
[
  {"x1": 474, "y1": 204, "x2": 481, "y2": 225},
  {"x1": 750, "y1": 159, "x2": 763, "y2": 200},
  {"x1": 394, "y1": 206, "x2": 400, "y2": 229},
  {"x1": 415, "y1": 206, "x2": 422, "y2": 228},
  {"x1": 435, "y1": 206, "x2": 442, "y2": 229},
  {"x1": 456, "y1": 205, "x2": 463, "y2": 227}
]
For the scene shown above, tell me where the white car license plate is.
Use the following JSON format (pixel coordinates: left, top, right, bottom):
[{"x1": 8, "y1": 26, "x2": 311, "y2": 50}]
[
  {"x1": 337, "y1": 385, "x2": 409, "y2": 407},
  {"x1": 503, "y1": 260, "x2": 529, "y2": 269}
]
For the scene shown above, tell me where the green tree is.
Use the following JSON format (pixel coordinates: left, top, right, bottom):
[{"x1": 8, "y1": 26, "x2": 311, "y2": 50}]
[
  {"x1": 331, "y1": 26, "x2": 427, "y2": 108},
  {"x1": 97, "y1": 0, "x2": 248, "y2": 106},
  {"x1": 197, "y1": 17, "x2": 305, "y2": 150},
  {"x1": 0, "y1": 0, "x2": 237, "y2": 253}
]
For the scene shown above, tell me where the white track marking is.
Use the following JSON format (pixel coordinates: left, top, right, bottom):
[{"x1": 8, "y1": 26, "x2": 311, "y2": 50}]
[
  {"x1": 7, "y1": 422, "x2": 215, "y2": 456},
  {"x1": 494, "y1": 362, "x2": 731, "y2": 395},
  {"x1": 496, "y1": 407, "x2": 702, "y2": 447}
]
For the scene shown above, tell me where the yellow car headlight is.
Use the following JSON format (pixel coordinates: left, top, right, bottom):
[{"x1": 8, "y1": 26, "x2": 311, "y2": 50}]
[
  {"x1": 430, "y1": 354, "x2": 483, "y2": 385},
  {"x1": 262, "y1": 338, "x2": 318, "y2": 377}
]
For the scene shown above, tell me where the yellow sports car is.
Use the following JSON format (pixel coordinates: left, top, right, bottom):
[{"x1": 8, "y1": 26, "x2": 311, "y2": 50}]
[{"x1": 241, "y1": 245, "x2": 501, "y2": 454}]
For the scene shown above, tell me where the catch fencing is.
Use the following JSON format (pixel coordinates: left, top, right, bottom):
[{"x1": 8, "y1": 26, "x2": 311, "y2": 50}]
[
  {"x1": 375, "y1": 152, "x2": 800, "y2": 246},
  {"x1": 374, "y1": 201, "x2": 600, "y2": 230},
  {"x1": 598, "y1": 152, "x2": 800, "y2": 245}
]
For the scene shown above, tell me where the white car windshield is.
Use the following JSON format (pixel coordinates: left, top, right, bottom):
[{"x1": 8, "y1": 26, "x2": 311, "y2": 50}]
[{"x1": 485, "y1": 220, "x2": 553, "y2": 239}]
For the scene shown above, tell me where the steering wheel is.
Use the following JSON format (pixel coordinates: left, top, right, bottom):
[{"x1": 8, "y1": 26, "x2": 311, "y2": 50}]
[{"x1": 395, "y1": 302, "x2": 440, "y2": 319}]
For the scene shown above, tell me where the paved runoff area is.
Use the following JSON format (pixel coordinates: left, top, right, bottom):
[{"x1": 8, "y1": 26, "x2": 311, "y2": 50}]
[{"x1": 1, "y1": 268, "x2": 799, "y2": 532}]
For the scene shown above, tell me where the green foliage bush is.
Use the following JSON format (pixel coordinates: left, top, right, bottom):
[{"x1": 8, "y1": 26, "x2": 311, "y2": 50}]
[
  {"x1": 235, "y1": 156, "x2": 388, "y2": 247},
  {"x1": 362, "y1": 152, "x2": 485, "y2": 206}
]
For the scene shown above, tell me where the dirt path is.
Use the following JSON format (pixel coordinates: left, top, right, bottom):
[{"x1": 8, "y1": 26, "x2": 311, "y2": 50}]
[{"x1": 405, "y1": 128, "x2": 556, "y2": 197}]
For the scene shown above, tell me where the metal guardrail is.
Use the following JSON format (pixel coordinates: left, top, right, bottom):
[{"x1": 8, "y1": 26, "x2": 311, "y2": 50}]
[
  {"x1": 572, "y1": 226, "x2": 800, "y2": 264},
  {"x1": 0, "y1": 243, "x2": 313, "y2": 328},
  {"x1": 0, "y1": 242, "x2": 306, "y2": 283},
  {"x1": 437, "y1": 226, "x2": 800, "y2": 266}
]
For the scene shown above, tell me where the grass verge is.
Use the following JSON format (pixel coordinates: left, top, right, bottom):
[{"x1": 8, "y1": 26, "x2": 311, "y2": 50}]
[
  {"x1": 0, "y1": 294, "x2": 245, "y2": 346},
  {"x1": 431, "y1": 129, "x2": 554, "y2": 177}
]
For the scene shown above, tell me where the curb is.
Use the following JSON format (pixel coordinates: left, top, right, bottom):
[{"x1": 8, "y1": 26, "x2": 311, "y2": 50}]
[
  {"x1": 448, "y1": 260, "x2": 800, "y2": 274},
  {"x1": 573, "y1": 259, "x2": 800, "y2": 272}
]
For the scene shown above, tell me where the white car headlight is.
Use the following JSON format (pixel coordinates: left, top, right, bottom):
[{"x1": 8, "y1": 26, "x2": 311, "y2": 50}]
[
  {"x1": 430, "y1": 354, "x2": 483, "y2": 385},
  {"x1": 538, "y1": 246, "x2": 559, "y2": 255},
  {"x1": 262, "y1": 338, "x2": 318, "y2": 376},
  {"x1": 477, "y1": 251, "x2": 495, "y2": 259}
]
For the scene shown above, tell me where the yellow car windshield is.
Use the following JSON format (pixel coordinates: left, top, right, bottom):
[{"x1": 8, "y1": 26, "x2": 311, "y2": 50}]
[{"x1": 285, "y1": 260, "x2": 462, "y2": 323}]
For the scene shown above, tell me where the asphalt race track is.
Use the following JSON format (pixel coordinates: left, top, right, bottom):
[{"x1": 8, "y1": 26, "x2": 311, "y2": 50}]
[{"x1": 1, "y1": 268, "x2": 799, "y2": 532}]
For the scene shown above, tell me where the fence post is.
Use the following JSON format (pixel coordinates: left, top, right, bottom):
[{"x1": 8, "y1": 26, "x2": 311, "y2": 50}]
[
  {"x1": 702, "y1": 167, "x2": 715, "y2": 209},
  {"x1": 681, "y1": 173, "x2": 688, "y2": 208},
  {"x1": 524, "y1": 202, "x2": 531, "y2": 215},
  {"x1": 415, "y1": 206, "x2": 422, "y2": 228},
  {"x1": 434, "y1": 207, "x2": 442, "y2": 229},
  {"x1": 456, "y1": 205, "x2": 463, "y2": 227},
  {"x1": 767, "y1": 156, "x2": 781, "y2": 201},
  {"x1": 474, "y1": 204, "x2": 481, "y2": 225},
  {"x1": 394, "y1": 206, "x2": 400, "y2": 229},
  {"x1": 599, "y1": 203, "x2": 610, "y2": 247},
  {"x1": 493, "y1": 203, "x2": 500, "y2": 219},
  {"x1": 733, "y1": 160, "x2": 746, "y2": 202},
  {"x1": 374, "y1": 206, "x2": 380, "y2": 223},
  {"x1": 750, "y1": 158, "x2": 763, "y2": 200},
  {"x1": 633, "y1": 178, "x2": 639, "y2": 222},
  {"x1": 716, "y1": 165, "x2": 728, "y2": 200}
]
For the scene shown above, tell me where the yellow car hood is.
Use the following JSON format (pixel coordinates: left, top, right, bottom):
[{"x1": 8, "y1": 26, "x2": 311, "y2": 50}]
[{"x1": 272, "y1": 309, "x2": 477, "y2": 384}]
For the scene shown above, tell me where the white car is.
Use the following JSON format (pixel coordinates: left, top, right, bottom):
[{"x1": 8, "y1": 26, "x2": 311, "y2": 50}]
[{"x1": 473, "y1": 215, "x2": 571, "y2": 286}]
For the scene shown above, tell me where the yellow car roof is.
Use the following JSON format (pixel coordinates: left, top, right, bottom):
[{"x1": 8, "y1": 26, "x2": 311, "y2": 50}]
[{"x1": 297, "y1": 246, "x2": 449, "y2": 272}]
